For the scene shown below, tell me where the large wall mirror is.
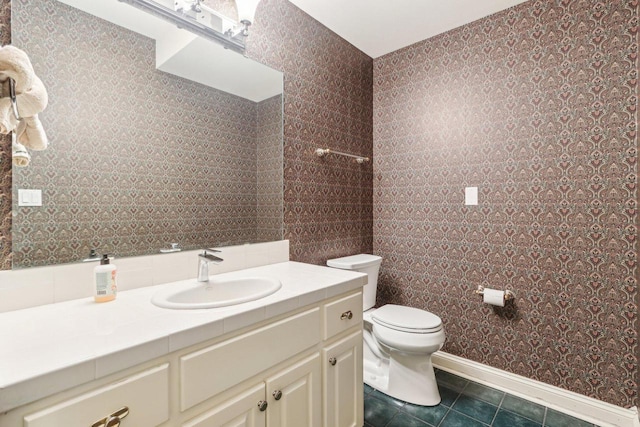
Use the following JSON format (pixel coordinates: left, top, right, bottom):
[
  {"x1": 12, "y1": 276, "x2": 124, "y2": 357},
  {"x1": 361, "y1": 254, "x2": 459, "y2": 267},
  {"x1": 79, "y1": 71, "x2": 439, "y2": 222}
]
[{"x1": 11, "y1": 0, "x2": 283, "y2": 268}]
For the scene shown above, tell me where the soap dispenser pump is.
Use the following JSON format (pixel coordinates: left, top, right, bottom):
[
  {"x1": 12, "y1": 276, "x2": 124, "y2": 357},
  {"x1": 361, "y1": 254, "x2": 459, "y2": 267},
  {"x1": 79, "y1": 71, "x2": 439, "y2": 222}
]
[{"x1": 94, "y1": 254, "x2": 117, "y2": 302}]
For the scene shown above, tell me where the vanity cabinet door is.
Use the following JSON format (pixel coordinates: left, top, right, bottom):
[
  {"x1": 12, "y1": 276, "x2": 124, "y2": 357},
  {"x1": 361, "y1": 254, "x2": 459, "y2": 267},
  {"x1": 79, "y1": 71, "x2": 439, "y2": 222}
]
[
  {"x1": 180, "y1": 308, "x2": 321, "y2": 411},
  {"x1": 265, "y1": 353, "x2": 321, "y2": 427},
  {"x1": 183, "y1": 383, "x2": 266, "y2": 427},
  {"x1": 322, "y1": 331, "x2": 363, "y2": 427}
]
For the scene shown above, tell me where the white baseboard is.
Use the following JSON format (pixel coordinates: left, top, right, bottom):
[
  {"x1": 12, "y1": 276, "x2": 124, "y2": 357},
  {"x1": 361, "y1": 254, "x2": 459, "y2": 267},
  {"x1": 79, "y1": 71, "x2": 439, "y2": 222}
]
[{"x1": 432, "y1": 351, "x2": 640, "y2": 427}]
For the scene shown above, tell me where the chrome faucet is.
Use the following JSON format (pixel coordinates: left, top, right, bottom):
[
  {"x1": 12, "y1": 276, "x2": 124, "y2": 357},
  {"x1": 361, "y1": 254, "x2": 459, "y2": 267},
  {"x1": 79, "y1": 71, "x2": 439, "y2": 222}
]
[{"x1": 197, "y1": 249, "x2": 224, "y2": 282}]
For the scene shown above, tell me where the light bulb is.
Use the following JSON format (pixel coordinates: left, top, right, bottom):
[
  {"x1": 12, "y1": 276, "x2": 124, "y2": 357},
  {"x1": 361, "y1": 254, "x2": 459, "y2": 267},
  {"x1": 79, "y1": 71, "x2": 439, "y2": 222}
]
[{"x1": 235, "y1": 0, "x2": 260, "y2": 24}]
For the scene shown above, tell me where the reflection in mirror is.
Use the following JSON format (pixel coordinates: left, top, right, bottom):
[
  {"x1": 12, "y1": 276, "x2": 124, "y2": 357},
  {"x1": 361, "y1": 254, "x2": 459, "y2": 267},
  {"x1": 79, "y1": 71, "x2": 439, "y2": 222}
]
[{"x1": 11, "y1": 0, "x2": 283, "y2": 268}]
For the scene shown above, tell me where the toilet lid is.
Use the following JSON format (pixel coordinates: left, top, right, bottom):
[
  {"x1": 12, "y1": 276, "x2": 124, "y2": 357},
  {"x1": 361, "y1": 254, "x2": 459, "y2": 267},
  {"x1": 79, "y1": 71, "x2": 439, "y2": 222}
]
[
  {"x1": 327, "y1": 254, "x2": 382, "y2": 270},
  {"x1": 371, "y1": 304, "x2": 442, "y2": 333}
]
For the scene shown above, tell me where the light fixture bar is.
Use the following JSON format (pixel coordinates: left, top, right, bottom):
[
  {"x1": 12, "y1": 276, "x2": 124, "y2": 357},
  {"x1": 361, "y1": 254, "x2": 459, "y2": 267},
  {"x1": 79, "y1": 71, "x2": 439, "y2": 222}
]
[{"x1": 118, "y1": 0, "x2": 246, "y2": 53}]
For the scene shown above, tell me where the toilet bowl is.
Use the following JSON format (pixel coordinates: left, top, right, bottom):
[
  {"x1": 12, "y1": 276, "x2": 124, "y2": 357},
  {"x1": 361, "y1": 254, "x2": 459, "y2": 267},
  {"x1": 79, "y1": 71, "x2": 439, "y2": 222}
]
[{"x1": 327, "y1": 254, "x2": 445, "y2": 406}]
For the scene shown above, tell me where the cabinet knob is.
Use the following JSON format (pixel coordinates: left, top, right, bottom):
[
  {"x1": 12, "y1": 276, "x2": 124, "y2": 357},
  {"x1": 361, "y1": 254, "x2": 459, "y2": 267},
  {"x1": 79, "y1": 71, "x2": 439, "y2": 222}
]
[
  {"x1": 273, "y1": 390, "x2": 283, "y2": 400},
  {"x1": 340, "y1": 310, "x2": 353, "y2": 320},
  {"x1": 258, "y1": 400, "x2": 268, "y2": 411},
  {"x1": 329, "y1": 357, "x2": 337, "y2": 366}
]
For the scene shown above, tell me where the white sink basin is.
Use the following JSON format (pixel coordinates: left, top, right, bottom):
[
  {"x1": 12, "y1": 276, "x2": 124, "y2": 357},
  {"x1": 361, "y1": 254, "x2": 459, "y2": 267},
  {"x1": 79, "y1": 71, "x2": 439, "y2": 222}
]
[{"x1": 151, "y1": 276, "x2": 282, "y2": 309}]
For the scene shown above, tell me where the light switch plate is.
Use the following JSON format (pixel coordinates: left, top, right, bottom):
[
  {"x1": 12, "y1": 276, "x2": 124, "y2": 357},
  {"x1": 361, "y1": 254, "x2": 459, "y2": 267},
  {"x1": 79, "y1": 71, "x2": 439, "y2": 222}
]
[
  {"x1": 465, "y1": 187, "x2": 478, "y2": 206},
  {"x1": 18, "y1": 189, "x2": 42, "y2": 207}
]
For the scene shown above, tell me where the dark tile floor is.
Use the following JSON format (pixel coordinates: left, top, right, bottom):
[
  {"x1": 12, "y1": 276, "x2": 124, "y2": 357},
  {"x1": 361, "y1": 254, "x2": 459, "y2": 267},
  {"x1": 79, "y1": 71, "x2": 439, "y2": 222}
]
[{"x1": 364, "y1": 369, "x2": 601, "y2": 427}]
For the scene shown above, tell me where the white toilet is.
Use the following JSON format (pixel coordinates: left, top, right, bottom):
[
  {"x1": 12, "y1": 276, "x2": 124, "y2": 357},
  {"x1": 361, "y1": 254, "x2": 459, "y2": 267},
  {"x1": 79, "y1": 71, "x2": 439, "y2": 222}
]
[{"x1": 327, "y1": 254, "x2": 445, "y2": 406}]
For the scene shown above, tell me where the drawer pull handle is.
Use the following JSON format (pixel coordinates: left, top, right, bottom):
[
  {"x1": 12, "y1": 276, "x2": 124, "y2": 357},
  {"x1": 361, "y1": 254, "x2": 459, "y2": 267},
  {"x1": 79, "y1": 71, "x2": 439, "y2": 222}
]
[
  {"x1": 340, "y1": 310, "x2": 353, "y2": 320},
  {"x1": 258, "y1": 400, "x2": 268, "y2": 411},
  {"x1": 91, "y1": 407, "x2": 129, "y2": 427},
  {"x1": 273, "y1": 390, "x2": 283, "y2": 400},
  {"x1": 329, "y1": 357, "x2": 337, "y2": 366}
]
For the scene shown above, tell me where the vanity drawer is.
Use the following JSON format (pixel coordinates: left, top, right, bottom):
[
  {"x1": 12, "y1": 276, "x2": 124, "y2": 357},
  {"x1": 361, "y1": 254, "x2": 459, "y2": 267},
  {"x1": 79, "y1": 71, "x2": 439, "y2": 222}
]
[
  {"x1": 323, "y1": 291, "x2": 362, "y2": 340},
  {"x1": 180, "y1": 307, "x2": 321, "y2": 411},
  {"x1": 24, "y1": 364, "x2": 169, "y2": 427}
]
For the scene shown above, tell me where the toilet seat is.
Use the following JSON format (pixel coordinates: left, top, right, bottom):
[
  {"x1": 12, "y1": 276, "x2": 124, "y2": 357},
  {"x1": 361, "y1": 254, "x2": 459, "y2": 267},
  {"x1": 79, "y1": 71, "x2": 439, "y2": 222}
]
[
  {"x1": 371, "y1": 304, "x2": 442, "y2": 334},
  {"x1": 369, "y1": 305, "x2": 445, "y2": 354}
]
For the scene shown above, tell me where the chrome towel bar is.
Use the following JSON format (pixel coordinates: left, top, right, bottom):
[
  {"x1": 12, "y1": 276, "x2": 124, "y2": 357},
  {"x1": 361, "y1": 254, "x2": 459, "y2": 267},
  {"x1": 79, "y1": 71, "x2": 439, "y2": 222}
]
[{"x1": 315, "y1": 148, "x2": 370, "y2": 164}]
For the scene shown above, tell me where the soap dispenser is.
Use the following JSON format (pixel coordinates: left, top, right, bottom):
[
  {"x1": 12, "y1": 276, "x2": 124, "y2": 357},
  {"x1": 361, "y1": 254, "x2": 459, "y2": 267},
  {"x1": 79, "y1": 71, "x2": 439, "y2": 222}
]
[{"x1": 94, "y1": 254, "x2": 117, "y2": 302}]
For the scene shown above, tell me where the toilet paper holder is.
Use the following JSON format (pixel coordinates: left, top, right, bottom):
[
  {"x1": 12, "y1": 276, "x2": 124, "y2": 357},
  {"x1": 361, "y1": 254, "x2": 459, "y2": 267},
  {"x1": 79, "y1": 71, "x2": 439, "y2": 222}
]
[{"x1": 475, "y1": 285, "x2": 514, "y2": 301}]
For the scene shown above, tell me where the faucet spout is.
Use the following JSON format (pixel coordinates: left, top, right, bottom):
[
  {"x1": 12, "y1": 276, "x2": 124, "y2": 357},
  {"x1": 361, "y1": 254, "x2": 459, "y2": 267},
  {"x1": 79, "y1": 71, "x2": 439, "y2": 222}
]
[{"x1": 197, "y1": 249, "x2": 223, "y2": 282}]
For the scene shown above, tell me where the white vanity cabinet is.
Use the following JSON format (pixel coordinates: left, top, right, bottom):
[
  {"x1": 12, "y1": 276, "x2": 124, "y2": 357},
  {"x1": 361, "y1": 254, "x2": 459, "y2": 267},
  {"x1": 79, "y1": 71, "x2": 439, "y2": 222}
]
[
  {"x1": 265, "y1": 353, "x2": 322, "y2": 426},
  {"x1": 183, "y1": 289, "x2": 363, "y2": 427},
  {"x1": 186, "y1": 353, "x2": 322, "y2": 427},
  {"x1": 179, "y1": 308, "x2": 322, "y2": 411},
  {"x1": 322, "y1": 292, "x2": 364, "y2": 427},
  {"x1": 180, "y1": 307, "x2": 323, "y2": 427},
  {"x1": 0, "y1": 289, "x2": 363, "y2": 427},
  {"x1": 323, "y1": 332, "x2": 363, "y2": 427}
]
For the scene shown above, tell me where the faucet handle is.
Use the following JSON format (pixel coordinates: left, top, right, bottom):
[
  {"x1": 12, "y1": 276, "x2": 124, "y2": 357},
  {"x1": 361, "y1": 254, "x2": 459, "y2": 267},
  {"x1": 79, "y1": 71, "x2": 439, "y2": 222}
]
[
  {"x1": 82, "y1": 248, "x2": 101, "y2": 262},
  {"x1": 199, "y1": 250, "x2": 224, "y2": 262}
]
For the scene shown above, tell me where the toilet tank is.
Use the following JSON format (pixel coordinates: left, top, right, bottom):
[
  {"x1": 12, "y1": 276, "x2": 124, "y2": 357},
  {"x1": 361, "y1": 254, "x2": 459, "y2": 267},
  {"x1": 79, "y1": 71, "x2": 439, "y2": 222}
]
[{"x1": 326, "y1": 254, "x2": 382, "y2": 311}]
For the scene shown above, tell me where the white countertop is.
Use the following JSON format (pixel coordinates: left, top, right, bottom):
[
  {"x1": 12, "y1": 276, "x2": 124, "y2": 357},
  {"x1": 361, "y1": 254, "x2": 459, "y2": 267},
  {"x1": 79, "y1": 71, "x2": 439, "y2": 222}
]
[{"x1": 0, "y1": 261, "x2": 366, "y2": 413}]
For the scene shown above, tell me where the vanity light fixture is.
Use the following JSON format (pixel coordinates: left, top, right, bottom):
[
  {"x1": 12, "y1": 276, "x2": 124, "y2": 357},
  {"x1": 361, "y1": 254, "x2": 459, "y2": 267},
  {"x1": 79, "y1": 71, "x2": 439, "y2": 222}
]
[
  {"x1": 119, "y1": 0, "x2": 261, "y2": 53},
  {"x1": 235, "y1": 0, "x2": 261, "y2": 36}
]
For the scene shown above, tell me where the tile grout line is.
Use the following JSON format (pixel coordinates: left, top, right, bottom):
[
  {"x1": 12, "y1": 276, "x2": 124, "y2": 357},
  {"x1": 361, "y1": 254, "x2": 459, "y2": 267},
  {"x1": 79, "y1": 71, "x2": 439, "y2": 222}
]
[
  {"x1": 498, "y1": 397, "x2": 547, "y2": 426},
  {"x1": 384, "y1": 403, "x2": 404, "y2": 427},
  {"x1": 454, "y1": 379, "x2": 503, "y2": 427},
  {"x1": 445, "y1": 378, "x2": 552, "y2": 427},
  {"x1": 389, "y1": 408, "x2": 434, "y2": 427},
  {"x1": 436, "y1": 406, "x2": 453, "y2": 427},
  {"x1": 489, "y1": 392, "x2": 508, "y2": 426},
  {"x1": 436, "y1": 389, "x2": 462, "y2": 427}
]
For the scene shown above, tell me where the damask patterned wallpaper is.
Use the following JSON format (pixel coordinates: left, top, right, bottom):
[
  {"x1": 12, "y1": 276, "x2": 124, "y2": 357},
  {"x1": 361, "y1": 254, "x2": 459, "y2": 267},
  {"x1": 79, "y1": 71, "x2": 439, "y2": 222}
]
[
  {"x1": 247, "y1": 0, "x2": 374, "y2": 265},
  {"x1": 10, "y1": 0, "x2": 282, "y2": 267},
  {"x1": 373, "y1": 0, "x2": 638, "y2": 407},
  {"x1": 256, "y1": 94, "x2": 283, "y2": 241}
]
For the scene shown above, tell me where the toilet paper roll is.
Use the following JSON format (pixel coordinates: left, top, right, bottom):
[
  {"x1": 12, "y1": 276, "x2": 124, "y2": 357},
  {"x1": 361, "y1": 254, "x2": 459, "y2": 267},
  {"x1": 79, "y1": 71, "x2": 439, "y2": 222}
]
[{"x1": 483, "y1": 288, "x2": 505, "y2": 307}]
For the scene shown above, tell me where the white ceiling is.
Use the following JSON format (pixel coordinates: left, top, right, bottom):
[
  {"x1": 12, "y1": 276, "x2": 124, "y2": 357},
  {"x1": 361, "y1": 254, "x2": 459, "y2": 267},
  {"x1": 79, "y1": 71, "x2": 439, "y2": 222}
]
[{"x1": 288, "y1": 0, "x2": 529, "y2": 58}]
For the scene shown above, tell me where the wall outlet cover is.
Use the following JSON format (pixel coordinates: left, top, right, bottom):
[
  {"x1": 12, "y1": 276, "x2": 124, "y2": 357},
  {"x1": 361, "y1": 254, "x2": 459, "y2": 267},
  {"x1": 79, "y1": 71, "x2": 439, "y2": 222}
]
[
  {"x1": 18, "y1": 189, "x2": 42, "y2": 207},
  {"x1": 465, "y1": 187, "x2": 478, "y2": 206}
]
